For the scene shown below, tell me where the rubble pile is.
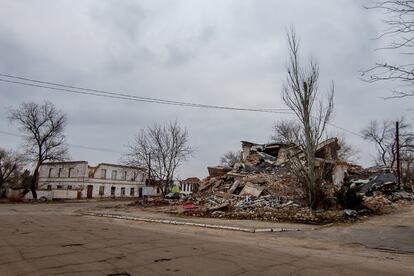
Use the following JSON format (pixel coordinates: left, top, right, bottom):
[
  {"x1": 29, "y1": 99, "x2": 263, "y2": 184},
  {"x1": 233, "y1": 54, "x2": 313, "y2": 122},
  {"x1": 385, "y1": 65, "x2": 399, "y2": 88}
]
[
  {"x1": 135, "y1": 138, "x2": 413, "y2": 223},
  {"x1": 179, "y1": 152, "x2": 336, "y2": 223},
  {"x1": 194, "y1": 165, "x2": 306, "y2": 209},
  {"x1": 184, "y1": 161, "x2": 413, "y2": 222},
  {"x1": 346, "y1": 168, "x2": 414, "y2": 213},
  {"x1": 362, "y1": 194, "x2": 394, "y2": 212},
  {"x1": 181, "y1": 138, "x2": 368, "y2": 223},
  {"x1": 189, "y1": 204, "x2": 351, "y2": 224}
]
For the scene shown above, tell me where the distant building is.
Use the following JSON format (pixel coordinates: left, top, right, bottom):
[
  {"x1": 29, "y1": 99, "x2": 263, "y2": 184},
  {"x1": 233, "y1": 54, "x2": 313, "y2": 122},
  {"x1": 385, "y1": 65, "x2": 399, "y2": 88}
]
[
  {"x1": 25, "y1": 161, "x2": 147, "y2": 200},
  {"x1": 178, "y1": 177, "x2": 200, "y2": 195}
]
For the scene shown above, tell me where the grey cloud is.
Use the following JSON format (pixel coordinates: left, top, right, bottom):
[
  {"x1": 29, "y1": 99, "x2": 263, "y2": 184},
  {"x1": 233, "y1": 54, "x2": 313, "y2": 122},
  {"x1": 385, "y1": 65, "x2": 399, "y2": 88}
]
[
  {"x1": 90, "y1": 0, "x2": 147, "y2": 40},
  {"x1": 0, "y1": 0, "x2": 413, "y2": 178}
]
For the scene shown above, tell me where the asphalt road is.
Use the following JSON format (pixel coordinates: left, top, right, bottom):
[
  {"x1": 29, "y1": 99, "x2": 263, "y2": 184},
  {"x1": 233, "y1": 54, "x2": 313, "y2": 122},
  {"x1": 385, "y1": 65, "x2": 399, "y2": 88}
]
[{"x1": 0, "y1": 201, "x2": 413, "y2": 275}]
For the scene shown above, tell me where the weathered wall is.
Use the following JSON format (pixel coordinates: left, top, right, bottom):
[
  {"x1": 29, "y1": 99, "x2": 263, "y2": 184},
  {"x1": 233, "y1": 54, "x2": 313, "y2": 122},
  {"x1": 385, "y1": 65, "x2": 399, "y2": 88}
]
[
  {"x1": 83, "y1": 182, "x2": 143, "y2": 198},
  {"x1": 38, "y1": 161, "x2": 89, "y2": 190},
  {"x1": 36, "y1": 161, "x2": 147, "y2": 199},
  {"x1": 91, "y1": 164, "x2": 146, "y2": 182}
]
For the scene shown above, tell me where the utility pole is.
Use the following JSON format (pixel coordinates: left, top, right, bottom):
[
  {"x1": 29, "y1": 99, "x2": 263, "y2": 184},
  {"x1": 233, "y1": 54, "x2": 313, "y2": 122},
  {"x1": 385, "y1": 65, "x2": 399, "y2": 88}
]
[
  {"x1": 147, "y1": 152, "x2": 151, "y2": 186},
  {"x1": 396, "y1": 121, "x2": 401, "y2": 190}
]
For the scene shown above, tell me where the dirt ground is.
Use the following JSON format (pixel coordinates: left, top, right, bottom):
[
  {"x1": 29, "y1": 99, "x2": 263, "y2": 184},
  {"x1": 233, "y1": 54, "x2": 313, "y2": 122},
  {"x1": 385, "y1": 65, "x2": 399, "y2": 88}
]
[{"x1": 0, "y1": 201, "x2": 413, "y2": 275}]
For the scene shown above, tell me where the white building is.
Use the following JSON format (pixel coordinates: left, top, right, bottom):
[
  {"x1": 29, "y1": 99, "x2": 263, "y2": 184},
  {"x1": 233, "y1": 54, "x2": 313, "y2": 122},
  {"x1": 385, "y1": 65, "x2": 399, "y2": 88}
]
[
  {"x1": 28, "y1": 161, "x2": 147, "y2": 199},
  {"x1": 176, "y1": 177, "x2": 200, "y2": 195}
]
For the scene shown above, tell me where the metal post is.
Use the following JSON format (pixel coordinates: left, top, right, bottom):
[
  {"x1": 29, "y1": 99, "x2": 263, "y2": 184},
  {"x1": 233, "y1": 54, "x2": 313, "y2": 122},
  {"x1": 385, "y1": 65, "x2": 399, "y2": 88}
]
[
  {"x1": 147, "y1": 152, "x2": 151, "y2": 186},
  {"x1": 396, "y1": 121, "x2": 401, "y2": 190}
]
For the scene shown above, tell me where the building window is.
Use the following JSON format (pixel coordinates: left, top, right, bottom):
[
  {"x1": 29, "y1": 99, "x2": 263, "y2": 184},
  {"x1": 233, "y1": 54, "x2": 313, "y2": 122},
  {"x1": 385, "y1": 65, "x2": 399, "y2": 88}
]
[
  {"x1": 57, "y1": 185, "x2": 62, "y2": 189},
  {"x1": 122, "y1": 171, "x2": 127, "y2": 180},
  {"x1": 99, "y1": 186, "x2": 105, "y2": 196},
  {"x1": 101, "y1": 169, "x2": 107, "y2": 179},
  {"x1": 48, "y1": 168, "x2": 54, "y2": 178},
  {"x1": 111, "y1": 170, "x2": 118, "y2": 180},
  {"x1": 111, "y1": 186, "x2": 116, "y2": 196},
  {"x1": 121, "y1": 187, "x2": 125, "y2": 196},
  {"x1": 157, "y1": 187, "x2": 160, "y2": 194},
  {"x1": 68, "y1": 168, "x2": 73, "y2": 178},
  {"x1": 67, "y1": 185, "x2": 72, "y2": 190},
  {"x1": 47, "y1": 185, "x2": 52, "y2": 190},
  {"x1": 58, "y1": 168, "x2": 62, "y2": 178},
  {"x1": 130, "y1": 188, "x2": 134, "y2": 196}
]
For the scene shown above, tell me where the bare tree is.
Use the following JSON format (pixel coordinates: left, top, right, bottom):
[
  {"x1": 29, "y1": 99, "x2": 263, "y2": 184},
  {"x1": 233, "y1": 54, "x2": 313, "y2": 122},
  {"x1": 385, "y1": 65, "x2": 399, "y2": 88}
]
[
  {"x1": 220, "y1": 151, "x2": 240, "y2": 167},
  {"x1": 271, "y1": 120, "x2": 301, "y2": 145},
  {"x1": 282, "y1": 29, "x2": 335, "y2": 209},
  {"x1": 336, "y1": 137, "x2": 359, "y2": 163},
  {"x1": 125, "y1": 121, "x2": 194, "y2": 196},
  {"x1": 362, "y1": 118, "x2": 414, "y2": 185},
  {"x1": 363, "y1": 1, "x2": 414, "y2": 98},
  {"x1": 272, "y1": 121, "x2": 358, "y2": 163},
  {"x1": 9, "y1": 101, "x2": 68, "y2": 198},
  {"x1": 0, "y1": 148, "x2": 23, "y2": 197}
]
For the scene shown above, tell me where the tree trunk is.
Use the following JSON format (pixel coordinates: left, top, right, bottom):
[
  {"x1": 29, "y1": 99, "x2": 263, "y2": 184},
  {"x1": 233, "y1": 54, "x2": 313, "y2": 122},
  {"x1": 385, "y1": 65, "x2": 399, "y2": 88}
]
[
  {"x1": 31, "y1": 186, "x2": 37, "y2": 199},
  {"x1": 31, "y1": 163, "x2": 41, "y2": 199}
]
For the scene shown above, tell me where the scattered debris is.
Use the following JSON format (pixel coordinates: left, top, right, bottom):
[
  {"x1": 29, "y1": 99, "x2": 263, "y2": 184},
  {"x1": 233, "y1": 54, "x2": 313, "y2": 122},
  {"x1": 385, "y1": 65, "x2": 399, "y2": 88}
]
[
  {"x1": 182, "y1": 202, "x2": 197, "y2": 209},
  {"x1": 239, "y1": 183, "x2": 264, "y2": 197},
  {"x1": 129, "y1": 137, "x2": 413, "y2": 224},
  {"x1": 207, "y1": 166, "x2": 232, "y2": 177},
  {"x1": 343, "y1": 209, "x2": 357, "y2": 217},
  {"x1": 362, "y1": 194, "x2": 394, "y2": 212}
]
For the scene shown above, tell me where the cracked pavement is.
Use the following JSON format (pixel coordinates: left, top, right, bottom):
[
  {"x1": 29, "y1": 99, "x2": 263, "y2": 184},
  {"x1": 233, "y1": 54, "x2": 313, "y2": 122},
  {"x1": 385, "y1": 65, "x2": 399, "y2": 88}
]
[{"x1": 0, "y1": 201, "x2": 413, "y2": 275}]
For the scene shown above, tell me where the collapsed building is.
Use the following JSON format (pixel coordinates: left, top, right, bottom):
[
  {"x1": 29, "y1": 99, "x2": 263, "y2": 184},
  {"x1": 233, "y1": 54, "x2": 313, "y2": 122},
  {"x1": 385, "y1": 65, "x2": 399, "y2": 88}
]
[
  {"x1": 199, "y1": 138, "x2": 346, "y2": 210},
  {"x1": 187, "y1": 138, "x2": 411, "y2": 219},
  {"x1": 238, "y1": 138, "x2": 350, "y2": 187}
]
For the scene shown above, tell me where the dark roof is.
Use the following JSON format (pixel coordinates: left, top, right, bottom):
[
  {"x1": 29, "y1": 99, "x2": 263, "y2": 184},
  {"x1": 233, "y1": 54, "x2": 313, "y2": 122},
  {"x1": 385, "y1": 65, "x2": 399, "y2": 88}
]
[
  {"x1": 95, "y1": 163, "x2": 146, "y2": 170},
  {"x1": 241, "y1": 141, "x2": 289, "y2": 148},
  {"x1": 182, "y1": 177, "x2": 201, "y2": 183}
]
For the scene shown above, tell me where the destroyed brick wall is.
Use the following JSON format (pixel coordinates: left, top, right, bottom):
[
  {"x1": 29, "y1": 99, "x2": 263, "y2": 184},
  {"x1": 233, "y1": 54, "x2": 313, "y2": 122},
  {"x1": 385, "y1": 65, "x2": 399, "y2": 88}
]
[
  {"x1": 191, "y1": 137, "x2": 413, "y2": 221},
  {"x1": 204, "y1": 138, "x2": 344, "y2": 208}
]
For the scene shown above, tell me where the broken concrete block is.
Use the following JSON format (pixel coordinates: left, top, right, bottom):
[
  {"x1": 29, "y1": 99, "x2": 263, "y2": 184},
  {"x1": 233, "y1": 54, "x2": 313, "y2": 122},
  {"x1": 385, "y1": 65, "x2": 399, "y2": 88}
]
[
  {"x1": 207, "y1": 166, "x2": 231, "y2": 177},
  {"x1": 199, "y1": 182, "x2": 212, "y2": 192},
  {"x1": 228, "y1": 180, "x2": 240, "y2": 194},
  {"x1": 239, "y1": 183, "x2": 265, "y2": 197},
  {"x1": 213, "y1": 180, "x2": 224, "y2": 188},
  {"x1": 343, "y1": 209, "x2": 357, "y2": 216},
  {"x1": 250, "y1": 177, "x2": 266, "y2": 185},
  {"x1": 208, "y1": 202, "x2": 229, "y2": 211}
]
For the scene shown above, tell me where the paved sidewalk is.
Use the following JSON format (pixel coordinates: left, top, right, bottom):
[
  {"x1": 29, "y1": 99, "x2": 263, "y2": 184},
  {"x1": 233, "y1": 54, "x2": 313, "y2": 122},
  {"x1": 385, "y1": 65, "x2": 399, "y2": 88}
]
[{"x1": 79, "y1": 207, "x2": 318, "y2": 233}]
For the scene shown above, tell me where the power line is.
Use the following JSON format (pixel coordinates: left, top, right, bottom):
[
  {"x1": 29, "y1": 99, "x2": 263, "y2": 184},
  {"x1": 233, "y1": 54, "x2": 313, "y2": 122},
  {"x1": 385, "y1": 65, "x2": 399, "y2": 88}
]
[
  {"x1": 0, "y1": 73, "x2": 291, "y2": 114},
  {"x1": 0, "y1": 73, "x2": 365, "y2": 138},
  {"x1": 0, "y1": 130, "x2": 124, "y2": 154},
  {"x1": 328, "y1": 123, "x2": 364, "y2": 138}
]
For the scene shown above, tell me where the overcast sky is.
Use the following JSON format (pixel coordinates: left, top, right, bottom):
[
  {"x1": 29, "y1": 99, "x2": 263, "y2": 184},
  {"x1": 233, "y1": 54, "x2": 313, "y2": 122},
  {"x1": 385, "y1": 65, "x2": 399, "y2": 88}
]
[{"x1": 1, "y1": 0, "x2": 413, "y2": 178}]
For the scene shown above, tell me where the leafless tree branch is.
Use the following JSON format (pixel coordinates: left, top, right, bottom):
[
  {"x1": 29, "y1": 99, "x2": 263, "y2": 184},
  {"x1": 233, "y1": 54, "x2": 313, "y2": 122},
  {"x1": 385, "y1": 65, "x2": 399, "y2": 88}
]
[
  {"x1": 282, "y1": 28, "x2": 335, "y2": 210},
  {"x1": 361, "y1": 118, "x2": 414, "y2": 185},
  {"x1": 363, "y1": 0, "x2": 414, "y2": 98},
  {"x1": 8, "y1": 101, "x2": 68, "y2": 198},
  {"x1": 125, "y1": 121, "x2": 194, "y2": 196},
  {"x1": 220, "y1": 151, "x2": 240, "y2": 167}
]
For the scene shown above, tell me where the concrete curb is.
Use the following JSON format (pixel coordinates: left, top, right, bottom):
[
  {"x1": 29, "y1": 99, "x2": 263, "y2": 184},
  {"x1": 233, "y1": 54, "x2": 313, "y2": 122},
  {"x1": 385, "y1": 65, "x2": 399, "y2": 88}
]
[{"x1": 81, "y1": 212, "x2": 304, "y2": 233}]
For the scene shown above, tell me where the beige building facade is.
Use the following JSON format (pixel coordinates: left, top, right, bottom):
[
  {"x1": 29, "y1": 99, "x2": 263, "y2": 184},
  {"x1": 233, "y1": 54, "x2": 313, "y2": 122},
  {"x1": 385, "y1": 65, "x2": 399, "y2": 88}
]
[{"x1": 31, "y1": 161, "x2": 147, "y2": 199}]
